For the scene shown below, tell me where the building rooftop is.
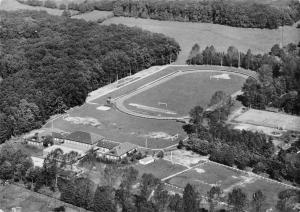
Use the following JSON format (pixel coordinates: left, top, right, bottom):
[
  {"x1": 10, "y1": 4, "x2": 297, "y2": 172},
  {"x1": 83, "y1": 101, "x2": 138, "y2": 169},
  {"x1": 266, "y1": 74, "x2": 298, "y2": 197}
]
[
  {"x1": 65, "y1": 131, "x2": 104, "y2": 145},
  {"x1": 107, "y1": 142, "x2": 137, "y2": 157},
  {"x1": 97, "y1": 139, "x2": 119, "y2": 150}
]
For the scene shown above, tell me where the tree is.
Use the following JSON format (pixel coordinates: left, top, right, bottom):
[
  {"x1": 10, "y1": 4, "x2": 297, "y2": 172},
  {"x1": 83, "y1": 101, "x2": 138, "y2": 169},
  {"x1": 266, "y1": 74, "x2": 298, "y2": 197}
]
[
  {"x1": 251, "y1": 190, "x2": 265, "y2": 212},
  {"x1": 207, "y1": 186, "x2": 222, "y2": 212},
  {"x1": 43, "y1": 135, "x2": 53, "y2": 147},
  {"x1": 140, "y1": 173, "x2": 160, "y2": 199},
  {"x1": 94, "y1": 186, "x2": 116, "y2": 212},
  {"x1": 183, "y1": 184, "x2": 198, "y2": 212},
  {"x1": 227, "y1": 46, "x2": 239, "y2": 67},
  {"x1": 168, "y1": 194, "x2": 183, "y2": 212},
  {"x1": 227, "y1": 188, "x2": 248, "y2": 212},
  {"x1": 153, "y1": 183, "x2": 170, "y2": 211},
  {"x1": 276, "y1": 189, "x2": 300, "y2": 212}
]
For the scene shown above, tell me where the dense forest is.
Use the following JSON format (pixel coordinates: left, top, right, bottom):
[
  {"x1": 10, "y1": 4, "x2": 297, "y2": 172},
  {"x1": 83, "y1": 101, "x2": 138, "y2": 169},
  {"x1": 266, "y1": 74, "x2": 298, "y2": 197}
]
[
  {"x1": 113, "y1": 0, "x2": 300, "y2": 29},
  {"x1": 186, "y1": 43, "x2": 300, "y2": 115},
  {"x1": 0, "y1": 10, "x2": 180, "y2": 144}
]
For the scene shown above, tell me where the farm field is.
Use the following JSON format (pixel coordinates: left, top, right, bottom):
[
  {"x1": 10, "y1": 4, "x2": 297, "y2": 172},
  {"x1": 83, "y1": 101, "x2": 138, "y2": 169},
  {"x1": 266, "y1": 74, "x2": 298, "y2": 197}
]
[
  {"x1": 102, "y1": 17, "x2": 300, "y2": 64},
  {"x1": 166, "y1": 161, "x2": 292, "y2": 210},
  {"x1": 122, "y1": 71, "x2": 246, "y2": 117},
  {"x1": 234, "y1": 109, "x2": 300, "y2": 132}
]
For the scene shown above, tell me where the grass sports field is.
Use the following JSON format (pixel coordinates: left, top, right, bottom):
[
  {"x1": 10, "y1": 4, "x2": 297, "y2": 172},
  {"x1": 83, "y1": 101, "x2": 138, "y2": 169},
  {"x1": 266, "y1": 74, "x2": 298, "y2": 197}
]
[
  {"x1": 45, "y1": 65, "x2": 250, "y2": 149},
  {"x1": 165, "y1": 161, "x2": 293, "y2": 210},
  {"x1": 102, "y1": 17, "x2": 300, "y2": 64},
  {"x1": 122, "y1": 71, "x2": 246, "y2": 118},
  {"x1": 234, "y1": 109, "x2": 300, "y2": 132}
]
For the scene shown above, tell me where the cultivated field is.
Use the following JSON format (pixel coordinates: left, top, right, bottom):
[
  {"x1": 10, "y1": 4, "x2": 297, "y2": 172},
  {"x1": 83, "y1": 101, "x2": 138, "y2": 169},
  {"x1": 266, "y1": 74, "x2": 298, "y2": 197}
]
[
  {"x1": 102, "y1": 17, "x2": 300, "y2": 64},
  {"x1": 165, "y1": 161, "x2": 293, "y2": 210},
  {"x1": 234, "y1": 109, "x2": 300, "y2": 132}
]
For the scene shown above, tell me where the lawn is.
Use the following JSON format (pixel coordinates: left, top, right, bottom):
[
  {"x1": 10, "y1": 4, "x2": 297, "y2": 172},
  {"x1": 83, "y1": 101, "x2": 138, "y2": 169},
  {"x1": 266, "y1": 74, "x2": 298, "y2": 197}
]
[
  {"x1": 72, "y1": 10, "x2": 113, "y2": 21},
  {"x1": 0, "y1": 184, "x2": 87, "y2": 212},
  {"x1": 134, "y1": 159, "x2": 187, "y2": 179},
  {"x1": 1, "y1": 0, "x2": 64, "y2": 16},
  {"x1": 123, "y1": 71, "x2": 246, "y2": 117},
  {"x1": 166, "y1": 161, "x2": 291, "y2": 210},
  {"x1": 102, "y1": 17, "x2": 300, "y2": 64},
  {"x1": 166, "y1": 162, "x2": 244, "y2": 193}
]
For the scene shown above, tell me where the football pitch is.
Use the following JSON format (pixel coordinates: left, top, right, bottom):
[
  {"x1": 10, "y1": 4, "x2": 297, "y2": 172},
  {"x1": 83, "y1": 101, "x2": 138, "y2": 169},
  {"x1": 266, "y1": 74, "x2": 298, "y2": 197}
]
[
  {"x1": 46, "y1": 65, "x2": 253, "y2": 149},
  {"x1": 165, "y1": 161, "x2": 294, "y2": 210}
]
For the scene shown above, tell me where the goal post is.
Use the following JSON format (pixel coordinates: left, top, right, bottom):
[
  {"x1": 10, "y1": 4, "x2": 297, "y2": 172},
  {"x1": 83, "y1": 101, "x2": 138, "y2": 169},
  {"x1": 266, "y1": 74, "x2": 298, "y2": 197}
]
[{"x1": 158, "y1": 102, "x2": 168, "y2": 109}]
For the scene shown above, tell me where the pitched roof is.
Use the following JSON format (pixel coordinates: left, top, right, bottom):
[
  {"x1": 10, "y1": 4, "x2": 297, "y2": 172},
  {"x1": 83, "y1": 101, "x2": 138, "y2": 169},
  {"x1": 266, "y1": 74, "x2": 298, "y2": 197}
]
[
  {"x1": 97, "y1": 139, "x2": 119, "y2": 150},
  {"x1": 107, "y1": 142, "x2": 137, "y2": 157},
  {"x1": 65, "y1": 131, "x2": 103, "y2": 145}
]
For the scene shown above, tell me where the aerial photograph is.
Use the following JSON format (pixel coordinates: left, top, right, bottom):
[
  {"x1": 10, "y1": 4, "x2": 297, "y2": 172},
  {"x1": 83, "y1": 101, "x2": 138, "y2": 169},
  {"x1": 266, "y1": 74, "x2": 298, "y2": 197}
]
[{"x1": 0, "y1": 0, "x2": 299, "y2": 211}]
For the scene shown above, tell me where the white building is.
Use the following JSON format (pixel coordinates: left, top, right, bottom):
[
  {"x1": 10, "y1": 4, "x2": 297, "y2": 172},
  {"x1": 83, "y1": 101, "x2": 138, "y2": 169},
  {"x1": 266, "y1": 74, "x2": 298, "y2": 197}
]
[{"x1": 139, "y1": 156, "x2": 155, "y2": 165}]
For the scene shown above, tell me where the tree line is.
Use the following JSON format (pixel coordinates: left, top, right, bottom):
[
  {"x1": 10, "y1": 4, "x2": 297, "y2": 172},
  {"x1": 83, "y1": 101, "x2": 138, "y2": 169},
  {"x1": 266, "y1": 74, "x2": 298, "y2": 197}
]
[
  {"x1": 181, "y1": 91, "x2": 300, "y2": 186},
  {"x1": 186, "y1": 43, "x2": 300, "y2": 115},
  {"x1": 113, "y1": 0, "x2": 300, "y2": 29},
  {"x1": 17, "y1": 0, "x2": 116, "y2": 12},
  {"x1": 0, "y1": 10, "x2": 180, "y2": 144},
  {"x1": 2, "y1": 142, "x2": 298, "y2": 212}
]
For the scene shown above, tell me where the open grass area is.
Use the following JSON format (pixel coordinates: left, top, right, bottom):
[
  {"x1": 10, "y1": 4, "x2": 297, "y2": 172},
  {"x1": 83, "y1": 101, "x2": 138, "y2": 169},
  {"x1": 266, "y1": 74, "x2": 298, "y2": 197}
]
[
  {"x1": 72, "y1": 10, "x2": 113, "y2": 21},
  {"x1": 102, "y1": 17, "x2": 300, "y2": 64},
  {"x1": 0, "y1": 184, "x2": 87, "y2": 212},
  {"x1": 0, "y1": 0, "x2": 64, "y2": 16},
  {"x1": 234, "y1": 109, "x2": 300, "y2": 132},
  {"x1": 166, "y1": 161, "x2": 291, "y2": 210},
  {"x1": 123, "y1": 71, "x2": 246, "y2": 117},
  {"x1": 134, "y1": 159, "x2": 186, "y2": 179}
]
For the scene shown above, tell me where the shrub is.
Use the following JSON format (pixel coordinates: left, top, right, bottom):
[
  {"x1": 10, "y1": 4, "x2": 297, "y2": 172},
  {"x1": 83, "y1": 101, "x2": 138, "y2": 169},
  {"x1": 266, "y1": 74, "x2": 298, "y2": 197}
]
[{"x1": 44, "y1": 0, "x2": 57, "y2": 8}]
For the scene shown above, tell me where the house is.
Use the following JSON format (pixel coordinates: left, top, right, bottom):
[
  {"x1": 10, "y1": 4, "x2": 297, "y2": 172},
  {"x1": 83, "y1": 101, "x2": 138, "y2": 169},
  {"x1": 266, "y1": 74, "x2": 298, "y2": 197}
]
[
  {"x1": 63, "y1": 131, "x2": 104, "y2": 150},
  {"x1": 105, "y1": 142, "x2": 137, "y2": 161},
  {"x1": 96, "y1": 139, "x2": 119, "y2": 156}
]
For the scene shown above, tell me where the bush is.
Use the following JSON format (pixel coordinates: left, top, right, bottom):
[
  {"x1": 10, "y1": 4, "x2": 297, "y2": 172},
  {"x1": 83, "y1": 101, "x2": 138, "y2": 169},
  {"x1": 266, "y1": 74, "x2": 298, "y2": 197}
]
[
  {"x1": 44, "y1": 0, "x2": 57, "y2": 9},
  {"x1": 156, "y1": 150, "x2": 164, "y2": 159},
  {"x1": 59, "y1": 3, "x2": 66, "y2": 10},
  {"x1": 26, "y1": 0, "x2": 43, "y2": 6}
]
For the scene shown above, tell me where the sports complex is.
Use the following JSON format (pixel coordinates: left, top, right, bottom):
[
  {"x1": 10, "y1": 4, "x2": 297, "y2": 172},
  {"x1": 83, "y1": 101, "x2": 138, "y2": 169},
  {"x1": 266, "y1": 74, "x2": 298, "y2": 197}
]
[
  {"x1": 43, "y1": 65, "x2": 298, "y2": 208},
  {"x1": 46, "y1": 65, "x2": 256, "y2": 149}
]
